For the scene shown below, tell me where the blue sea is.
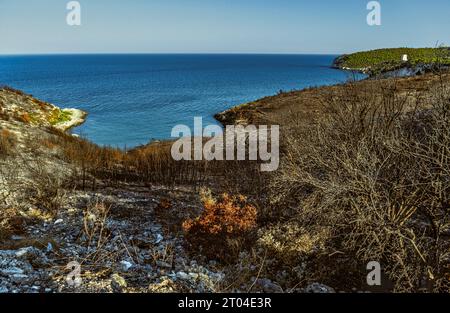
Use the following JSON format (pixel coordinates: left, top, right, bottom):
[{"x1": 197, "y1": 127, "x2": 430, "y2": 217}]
[{"x1": 0, "y1": 54, "x2": 363, "y2": 148}]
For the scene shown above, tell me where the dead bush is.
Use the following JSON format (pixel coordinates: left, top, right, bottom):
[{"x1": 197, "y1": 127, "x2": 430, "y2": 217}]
[
  {"x1": 0, "y1": 158, "x2": 20, "y2": 206},
  {"x1": 270, "y1": 79, "x2": 450, "y2": 292},
  {"x1": 23, "y1": 158, "x2": 67, "y2": 213},
  {"x1": 0, "y1": 207, "x2": 24, "y2": 241},
  {"x1": 82, "y1": 200, "x2": 111, "y2": 252},
  {"x1": 182, "y1": 188, "x2": 257, "y2": 262}
]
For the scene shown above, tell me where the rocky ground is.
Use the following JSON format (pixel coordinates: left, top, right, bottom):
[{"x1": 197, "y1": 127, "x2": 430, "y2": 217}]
[
  {"x1": 0, "y1": 184, "x2": 226, "y2": 293},
  {"x1": 0, "y1": 180, "x2": 333, "y2": 294}
]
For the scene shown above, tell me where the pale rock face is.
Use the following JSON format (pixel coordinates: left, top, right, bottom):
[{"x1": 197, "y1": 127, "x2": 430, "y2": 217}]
[
  {"x1": 176, "y1": 271, "x2": 189, "y2": 280},
  {"x1": 155, "y1": 233, "x2": 164, "y2": 244},
  {"x1": 402, "y1": 54, "x2": 409, "y2": 62}
]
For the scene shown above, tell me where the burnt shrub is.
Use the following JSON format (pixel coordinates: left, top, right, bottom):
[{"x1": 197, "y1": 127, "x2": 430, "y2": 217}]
[{"x1": 182, "y1": 188, "x2": 257, "y2": 262}]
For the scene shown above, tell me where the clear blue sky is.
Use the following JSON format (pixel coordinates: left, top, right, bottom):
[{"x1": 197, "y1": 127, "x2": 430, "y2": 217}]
[{"x1": 0, "y1": 0, "x2": 449, "y2": 54}]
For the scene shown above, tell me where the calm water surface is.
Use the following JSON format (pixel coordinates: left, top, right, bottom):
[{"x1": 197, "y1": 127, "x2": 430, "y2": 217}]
[{"x1": 0, "y1": 54, "x2": 364, "y2": 148}]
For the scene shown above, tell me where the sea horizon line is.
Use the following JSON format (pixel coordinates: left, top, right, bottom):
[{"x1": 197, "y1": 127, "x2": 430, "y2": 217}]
[{"x1": 0, "y1": 52, "x2": 343, "y2": 57}]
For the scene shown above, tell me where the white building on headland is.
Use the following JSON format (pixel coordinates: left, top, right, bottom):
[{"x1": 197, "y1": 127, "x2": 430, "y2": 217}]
[{"x1": 402, "y1": 54, "x2": 409, "y2": 62}]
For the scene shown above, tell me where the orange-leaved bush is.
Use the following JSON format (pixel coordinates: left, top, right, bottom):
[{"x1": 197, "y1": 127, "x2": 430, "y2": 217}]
[{"x1": 182, "y1": 188, "x2": 257, "y2": 261}]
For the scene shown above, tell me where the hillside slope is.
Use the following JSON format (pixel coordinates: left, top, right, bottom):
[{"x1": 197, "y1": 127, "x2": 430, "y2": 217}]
[{"x1": 0, "y1": 87, "x2": 87, "y2": 131}]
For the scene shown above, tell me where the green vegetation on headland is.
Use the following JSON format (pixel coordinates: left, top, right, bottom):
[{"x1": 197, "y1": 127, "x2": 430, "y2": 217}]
[
  {"x1": 333, "y1": 47, "x2": 450, "y2": 76},
  {"x1": 49, "y1": 108, "x2": 73, "y2": 125}
]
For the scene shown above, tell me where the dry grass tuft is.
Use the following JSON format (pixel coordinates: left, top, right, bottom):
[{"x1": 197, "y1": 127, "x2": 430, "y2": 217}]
[
  {"x1": 82, "y1": 200, "x2": 111, "y2": 252},
  {"x1": 0, "y1": 129, "x2": 16, "y2": 156},
  {"x1": 257, "y1": 222, "x2": 330, "y2": 264}
]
